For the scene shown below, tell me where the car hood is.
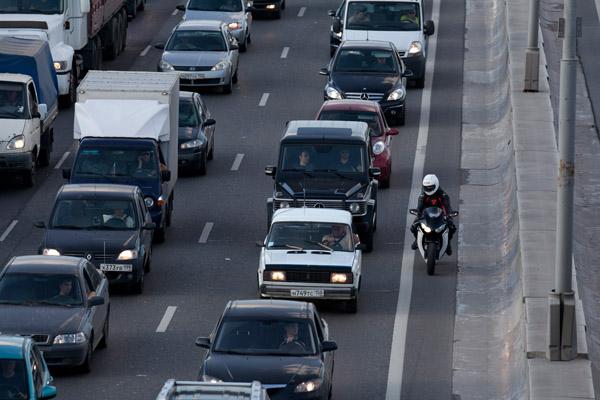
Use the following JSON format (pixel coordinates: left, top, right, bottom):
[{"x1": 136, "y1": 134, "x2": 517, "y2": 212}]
[
  {"x1": 43, "y1": 229, "x2": 139, "y2": 253},
  {"x1": 183, "y1": 10, "x2": 244, "y2": 23},
  {"x1": 330, "y1": 73, "x2": 400, "y2": 95},
  {"x1": 203, "y1": 353, "x2": 322, "y2": 385},
  {"x1": 0, "y1": 119, "x2": 26, "y2": 141},
  {"x1": 264, "y1": 250, "x2": 355, "y2": 268},
  {"x1": 343, "y1": 30, "x2": 422, "y2": 52},
  {"x1": 162, "y1": 51, "x2": 227, "y2": 67},
  {"x1": 0, "y1": 305, "x2": 86, "y2": 335}
]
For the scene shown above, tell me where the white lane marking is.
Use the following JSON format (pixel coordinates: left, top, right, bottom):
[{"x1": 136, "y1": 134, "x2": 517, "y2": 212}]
[
  {"x1": 198, "y1": 222, "x2": 214, "y2": 244},
  {"x1": 140, "y1": 45, "x2": 152, "y2": 57},
  {"x1": 258, "y1": 92, "x2": 270, "y2": 106},
  {"x1": 0, "y1": 220, "x2": 18, "y2": 242},
  {"x1": 172, "y1": 9, "x2": 179, "y2": 15},
  {"x1": 54, "y1": 151, "x2": 70, "y2": 170},
  {"x1": 281, "y1": 46, "x2": 290, "y2": 59},
  {"x1": 384, "y1": 0, "x2": 441, "y2": 397},
  {"x1": 231, "y1": 153, "x2": 245, "y2": 171},
  {"x1": 297, "y1": 6, "x2": 306, "y2": 17},
  {"x1": 156, "y1": 306, "x2": 177, "y2": 332}
]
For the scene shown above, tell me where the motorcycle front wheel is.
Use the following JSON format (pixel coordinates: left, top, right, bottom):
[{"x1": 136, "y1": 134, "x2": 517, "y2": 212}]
[{"x1": 426, "y1": 243, "x2": 437, "y2": 276}]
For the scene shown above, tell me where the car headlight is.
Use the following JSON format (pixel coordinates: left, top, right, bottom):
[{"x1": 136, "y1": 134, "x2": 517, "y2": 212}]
[
  {"x1": 211, "y1": 60, "x2": 229, "y2": 71},
  {"x1": 420, "y1": 223, "x2": 432, "y2": 233},
  {"x1": 6, "y1": 135, "x2": 25, "y2": 150},
  {"x1": 117, "y1": 249, "x2": 138, "y2": 260},
  {"x1": 201, "y1": 375, "x2": 223, "y2": 383},
  {"x1": 268, "y1": 271, "x2": 286, "y2": 281},
  {"x1": 227, "y1": 21, "x2": 242, "y2": 30},
  {"x1": 387, "y1": 87, "x2": 406, "y2": 101},
  {"x1": 42, "y1": 248, "x2": 61, "y2": 256},
  {"x1": 372, "y1": 141, "x2": 385, "y2": 155},
  {"x1": 435, "y1": 223, "x2": 447, "y2": 233},
  {"x1": 54, "y1": 61, "x2": 68, "y2": 72},
  {"x1": 330, "y1": 272, "x2": 350, "y2": 283},
  {"x1": 180, "y1": 139, "x2": 205, "y2": 149},
  {"x1": 294, "y1": 378, "x2": 323, "y2": 393},
  {"x1": 53, "y1": 332, "x2": 86, "y2": 345},
  {"x1": 279, "y1": 201, "x2": 290, "y2": 208},
  {"x1": 159, "y1": 59, "x2": 174, "y2": 71},
  {"x1": 348, "y1": 202, "x2": 360, "y2": 213},
  {"x1": 144, "y1": 197, "x2": 154, "y2": 208},
  {"x1": 266, "y1": 4, "x2": 276, "y2": 9},
  {"x1": 407, "y1": 41, "x2": 423, "y2": 56},
  {"x1": 325, "y1": 85, "x2": 342, "y2": 100}
]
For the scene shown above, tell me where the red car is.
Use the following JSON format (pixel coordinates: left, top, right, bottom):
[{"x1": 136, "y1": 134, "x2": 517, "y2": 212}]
[{"x1": 316, "y1": 100, "x2": 398, "y2": 188}]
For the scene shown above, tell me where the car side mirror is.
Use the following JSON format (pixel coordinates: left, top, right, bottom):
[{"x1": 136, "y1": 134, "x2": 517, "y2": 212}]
[
  {"x1": 176, "y1": 4, "x2": 186, "y2": 11},
  {"x1": 328, "y1": 9, "x2": 336, "y2": 16},
  {"x1": 143, "y1": 222, "x2": 156, "y2": 230},
  {"x1": 33, "y1": 221, "x2": 46, "y2": 229},
  {"x1": 87, "y1": 296, "x2": 104, "y2": 307},
  {"x1": 38, "y1": 103, "x2": 47, "y2": 120},
  {"x1": 246, "y1": 5, "x2": 255, "y2": 11},
  {"x1": 321, "y1": 340, "x2": 338, "y2": 352},
  {"x1": 40, "y1": 385, "x2": 57, "y2": 400},
  {"x1": 402, "y1": 69, "x2": 414, "y2": 78},
  {"x1": 32, "y1": 111, "x2": 41, "y2": 119},
  {"x1": 202, "y1": 118, "x2": 216, "y2": 127},
  {"x1": 424, "y1": 20, "x2": 435, "y2": 36},
  {"x1": 265, "y1": 165, "x2": 276, "y2": 177},
  {"x1": 450, "y1": 211, "x2": 459, "y2": 217},
  {"x1": 319, "y1": 67, "x2": 329, "y2": 76},
  {"x1": 409, "y1": 208, "x2": 418, "y2": 216},
  {"x1": 154, "y1": 42, "x2": 165, "y2": 50},
  {"x1": 230, "y1": 43, "x2": 239, "y2": 50},
  {"x1": 369, "y1": 167, "x2": 381, "y2": 178},
  {"x1": 255, "y1": 240, "x2": 265, "y2": 247},
  {"x1": 62, "y1": 168, "x2": 71, "y2": 180},
  {"x1": 387, "y1": 128, "x2": 399, "y2": 136},
  {"x1": 161, "y1": 170, "x2": 171, "y2": 182},
  {"x1": 332, "y1": 18, "x2": 342, "y2": 33},
  {"x1": 195, "y1": 336, "x2": 211, "y2": 348}
]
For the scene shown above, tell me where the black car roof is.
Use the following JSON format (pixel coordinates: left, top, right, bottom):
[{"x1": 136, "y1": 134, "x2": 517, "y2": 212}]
[
  {"x1": 57, "y1": 184, "x2": 138, "y2": 200},
  {"x1": 282, "y1": 120, "x2": 370, "y2": 143},
  {"x1": 224, "y1": 300, "x2": 313, "y2": 319},
  {"x1": 4, "y1": 255, "x2": 83, "y2": 275}
]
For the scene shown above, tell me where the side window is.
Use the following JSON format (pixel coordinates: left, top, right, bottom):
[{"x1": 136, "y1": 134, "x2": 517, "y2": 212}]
[
  {"x1": 86, "y1": 262, "x2": 101, "y2": 288},
  {"x1": 30, "y1": 352, "x2": 43, "y2": 395},
  {"x1": 338, "y1": 0, "x2": 346, "y2": 18},
  {"x1": 82, "y1": 269, "x2": 96, "y2": 297},
  {"x1": 138, "y1": 192, "x2": 148, "y2": 216},
  {"x1": 28, "y1": 83, "x2": 38, "y2": 114},
  {"x1": 194, "y1": 98, "x2": 205, "y2": 123},
  {"x1": 313, "y1": 312, "x2": 324, "y2": 342}
]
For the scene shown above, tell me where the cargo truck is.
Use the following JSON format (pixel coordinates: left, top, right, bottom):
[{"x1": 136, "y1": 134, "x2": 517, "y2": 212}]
[
  {"x1": 0, "y1": 0, "x2": 130, "y2": 106},
  {"x1": 63, "y1": 71, "x2": 179, "y2": 242},
  {"x1": 0, "y1": 37, "x2": 58, "y2": 187}
]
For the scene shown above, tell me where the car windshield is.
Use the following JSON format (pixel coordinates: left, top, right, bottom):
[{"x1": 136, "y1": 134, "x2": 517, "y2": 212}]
[
  {"x1": 0, "y1": 358, "x2": 29, "y2": 399},
  {"x1": 0, "y1": 273, "x2": 84, "y2": 307},
  {"x1": 73, "y1": 146, "x2": 159, "y2": 180},
  {"x1": 318, "y1": 110, "x2": 382, "y2": 136},
  {"x1": 214, "y1": 319, "x2": 317, "y2": 356},
  {"x1": 346, "y1": 1, "x2": 421, "y2": 31},
  {"x1": 268, "y1": 222, "x2": 354, "y2": 252},
  {"x1": 0, "y1": 82, "x2": 27, "y2": 119},
  {"x1": 166, "y1": 30, "x2": 227, "y2": 52},
  {"x1": 179, "y1": 100, "x2": 199, "y2": 128},
  {"x1": 0, "y1": 0, "x2": 64, "y2": 14},
  {"x1": 187, "y1": 0, "x2": 242, "y2": 12},
  {"x1": 333, "y1": 49, "x2": 397, "y2": 73},
  {"x1": 50, "y1": 199, "x2": 138, "y2": 230},
  {"x1": 281, "y1": 144, "x2": 366, "y2": 174}
]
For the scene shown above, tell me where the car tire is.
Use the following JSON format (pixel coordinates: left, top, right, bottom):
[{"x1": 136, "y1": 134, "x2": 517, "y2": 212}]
[
  {"x1": 79, "y1": 338, "x2": 93, "y2": 373},
  {"x1": 345, "y1": 297, "x2": 358, "y2": 313},
  {"x1": 154, "y1": 225, "x2": 166, "y2": 243},
  {"x1": 132, "y1": 270, "x2": 144, "y2": 294},
  {"x1": 197, "y1": 151, "x2": 207, "y2": 175},
  {"x1": 21, "y1": 155, "x2": 35, "y2": 187},
  {"x1": 379, "y1": 175, "x2": 390, "y2": 189},
  {"x1": 144, "y1": 253, "x2": 151, "y2": 273},
  {"x1": 398, "y1": 107, "x2": 406, "y2": 126},
  {"x1": 281, "y1": 0, "x2": 286, "y2": 10},
  {"x1": 362, "y1": 225, "x2": 374, "y2": 252},
  {"x1": 414, "y1": 76, "x2": 425, "y2": 89},
  {"x1": 207, "y1": 138, "x2": 214, "y2": 160},
  {"x1": 99, "y1": 311, "x2": 109, "y2": 349},
  {"x1": 239, "y1": 35, "x2": 248, "y2": 52},
  {"x1": 232, "y1": 68, "x2": 238, "y2": 84},
  {"x1": 138, "y1": 0, "x2": 145, "y2": 11},
  {"x1": 128, "y1": 0, "x2": 137, "y2": 18},
  {"x1": 222, "y1": 78, "x2": 233, "y2": 94}
]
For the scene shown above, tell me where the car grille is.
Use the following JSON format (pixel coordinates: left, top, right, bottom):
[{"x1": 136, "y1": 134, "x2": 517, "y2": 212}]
[
  {"x1": 345, "y1": 92, "x2": 385, "y2": 101},
  {"x1": 30, "y1": 334, "x2": 50, "y2": 344},
  {"x1": 174, "y1": 66, "x2": 213, "y2": 72},
  {"x1": 273, "y1": 198, "x2": 366, "y2": 215},
  {"x1": 180, "y1": 78, "x2": 221, "y2": 85},
  {"x1": 266, "y1": 270, "x2": 353, "y2": 284},
  {"x1": 62, "y1": 251, "x2": 118, "y2": 262},
  {"x1": 398, "y1": 51, "x2": 406, "y2": 57}
]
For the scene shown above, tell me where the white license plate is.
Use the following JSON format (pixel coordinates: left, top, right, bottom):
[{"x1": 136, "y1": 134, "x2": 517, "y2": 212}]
[
  {"x1": 180, "y1": 73, "x2": 205, "y2": 79},
  {"x1": 290, "y1": 289, "x2": 324, "y2": 297},
  {"x1": 100, "y1": 263, "x2": 132, "y2": 272}
]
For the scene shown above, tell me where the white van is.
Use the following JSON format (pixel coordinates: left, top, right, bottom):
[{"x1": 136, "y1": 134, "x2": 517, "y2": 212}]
[{"x1": 330, "y1": 0, "x2": 434, "y2": 88}]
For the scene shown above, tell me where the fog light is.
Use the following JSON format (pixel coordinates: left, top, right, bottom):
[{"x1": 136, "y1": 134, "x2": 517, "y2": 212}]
[{"x1": 349, "y1": 203, "x2": 360, "y2": 213}]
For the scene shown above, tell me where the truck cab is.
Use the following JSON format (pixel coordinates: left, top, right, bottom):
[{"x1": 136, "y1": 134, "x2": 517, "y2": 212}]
[{"x1": 265, "y1": 120, "x2": 379, "y2": 252}]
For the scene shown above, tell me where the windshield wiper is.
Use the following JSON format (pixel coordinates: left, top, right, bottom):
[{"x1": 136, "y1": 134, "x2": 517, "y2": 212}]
[
  {"x1": 52, "y1": 225, "x2": 85, "y2": 230},
  {"x1": 304, "y1": 240, "x2": 333, "y2": 252},
  {"x1": 215, "y1": 349, "x2": 251, "y2": 355},
  {"x1": 313, "y1": 169, "x2": 356, "y2": 180},
  {"x1": 30, "y1": 300, "x2": 74, "y2": 308}
]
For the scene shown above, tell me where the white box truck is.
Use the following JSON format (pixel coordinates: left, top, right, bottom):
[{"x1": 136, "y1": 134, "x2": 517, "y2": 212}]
[
  {"x1": 156, "y1": 380, "x2": 270, "y2": 400},
  {"x1": 64, "y1": 71, "x2": 179, "y2": 242}
]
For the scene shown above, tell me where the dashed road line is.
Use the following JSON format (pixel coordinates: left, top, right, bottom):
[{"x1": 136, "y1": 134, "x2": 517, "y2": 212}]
[
  {"x1": 259, "y1": 93, "x2": 270, "y2": 106},
  {"x1": 281, "y1": 46, "x2": 290, "y2": 59},
  {"x1": 198, "y1": 222, "x2": 214, "y2": 244},
  {"x1": 231, "y1": 153, "x2": 244, "y2": 171},
  {"x1": 54, "y1": 151, "x2": 70, "y2": 169},
  {"x1": 140, "y1": 45, "x2": 152, "y2": 57},
  {"x1": 0, "y1": 220, "x2": 18, "y2": 242},
  {"x1": 156, "y1": 306, "x2": 177, "y2": 332},
  {"x1": 297, "y1": 6, "x2": 306, "y2": 17}
]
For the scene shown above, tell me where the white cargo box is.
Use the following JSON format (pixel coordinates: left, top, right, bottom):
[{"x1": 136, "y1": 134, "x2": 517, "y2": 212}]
[{"x1": 156, "y1": 380, "x2": 270, "y2": 400}]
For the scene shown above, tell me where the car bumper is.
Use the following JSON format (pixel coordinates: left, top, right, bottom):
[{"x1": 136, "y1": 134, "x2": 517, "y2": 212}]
[
  {"x1": 402, "y1": 54, "x2": 426, "y2": 79},
  {"x1": 380, "y1": 99, "x2": 405, "y2": 118},
  {"x1": 260, "y1": 283, "x2": 357, "y2": 300},
  {"x1": 373, "y1": 153, "x2": 392, "y2": 182},
  {"x1": 100, "y1": 259, "x2": 144, "y2": 285},
  {"x1": 174, "y1": 69, "x2": 231, "y2": 88},
  {"x1": 178, "y1": 148, "x2": 206, "y2": 168},
  {"x1": 39, "y1": 342, "x2": 88, "y2": 367},
  {"x1": 0, "y1": 152, "x2": 33, "y2": 172},
  {"x1": 267, "y1": 385, "x2": 329, "y2": 400}
]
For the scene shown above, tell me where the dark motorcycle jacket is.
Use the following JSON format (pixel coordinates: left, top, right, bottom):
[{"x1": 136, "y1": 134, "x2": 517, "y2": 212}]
[{"x1": 416, "y1": 187, "x2": 452, "y2": 216}]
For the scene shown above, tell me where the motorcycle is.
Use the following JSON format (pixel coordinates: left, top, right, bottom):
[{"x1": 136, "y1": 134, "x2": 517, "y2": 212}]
[{"x1": 409, "y1": 207, "x2": 458, "y2": 275}]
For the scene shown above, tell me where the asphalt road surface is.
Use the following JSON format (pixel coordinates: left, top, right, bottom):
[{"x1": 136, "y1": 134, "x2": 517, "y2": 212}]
[{"x1": 0, "y1": 0, "x2": 464, "y2": 398}]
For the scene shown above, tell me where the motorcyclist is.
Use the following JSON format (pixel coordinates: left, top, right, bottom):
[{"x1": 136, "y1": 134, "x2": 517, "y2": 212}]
[{"x1": 410, "y1": 174, "x2": 456, "y2": 255}]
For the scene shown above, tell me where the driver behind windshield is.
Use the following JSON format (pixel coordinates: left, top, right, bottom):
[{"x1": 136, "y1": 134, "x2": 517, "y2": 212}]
[
  {"x1": 102, "y1": 204, "x2": 135, "y2": 228},
  {"x1": 321, "y1": 224, "x2": 353, "y2": 251},
  {"x1": 0, "y1": 88, "x2": 24, "y2": 116},
  {"x1": 0, "y1": 359, "x2": 28, "y2": 400}
]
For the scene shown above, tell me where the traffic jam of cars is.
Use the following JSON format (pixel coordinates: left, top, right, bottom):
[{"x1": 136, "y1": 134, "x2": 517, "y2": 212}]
[{"x1": 0, "y1": 0, "x2": 459, "y2": 399}]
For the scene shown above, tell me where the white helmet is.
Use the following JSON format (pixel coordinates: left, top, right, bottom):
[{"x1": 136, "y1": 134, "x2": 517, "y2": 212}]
[{"x1": 422, "y1": 174, "x2": 439, "y2": 195}]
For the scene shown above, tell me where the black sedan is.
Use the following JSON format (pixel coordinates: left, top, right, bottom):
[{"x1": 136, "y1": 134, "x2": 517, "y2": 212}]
[
  {"x1": 320, "y1": 40, "x2": 412, "y2": 125},
  {"x1": 0, "y1": 255, "x2": 109, "y2": 372},
  {"x1": 178, "y1": 91, "x2": 216, "y2": 175},
  {"x1": 196, "y1": 300, "x2": 337, "y2": 400}
]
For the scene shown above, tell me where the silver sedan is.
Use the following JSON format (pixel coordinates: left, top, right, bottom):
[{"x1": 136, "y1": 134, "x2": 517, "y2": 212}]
[{"x1": 157, "y1": 20, "x2": 240, "y2": 94}]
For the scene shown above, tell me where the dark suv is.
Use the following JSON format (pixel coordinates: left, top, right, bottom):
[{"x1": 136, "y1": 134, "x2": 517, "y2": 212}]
[{"x1": 265, "y1": 120, "x2": 379, "y2": 251}]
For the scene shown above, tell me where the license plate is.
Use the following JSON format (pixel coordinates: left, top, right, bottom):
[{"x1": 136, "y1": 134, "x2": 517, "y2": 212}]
[
  {"x1": 180, "y1": 73, "x2": 205, "y2": 80},
  {"x1": 100, "y1": 263, "x2": 132, "y2": 272},
  {"x1": 290, "y1": 289, "x2": 324, "y2": 297}
]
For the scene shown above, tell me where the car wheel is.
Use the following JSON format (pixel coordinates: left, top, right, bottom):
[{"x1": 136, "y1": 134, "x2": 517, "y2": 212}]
[
  {"x1": 21, "y1": 158, "x2": 35, "y2": 188},
  {"x1": 222, "y1": 78, "x2": 233, "y2": 94},
  {"x1": 361, "y1": 226, "x2": 374, "y2": 252},
  {"x1": 207, "y1": 138, "x2": 214, "y2": 160},
  {"x1": 398, "y1": 107, "x2": 406, "y2": 126},
  {"x1": 99, "y1": 311, "x2": 109, "y2": 349},
  {"x1": 132, "y1": 270, "x2": 144, "y2": 294},
  {"x1": 281, "y1": 0, "x2": 286, "y2": 10},
  {"x1": 345, "y1": 297, "x2": 358, "y2": 313},
  {"x1": 154, "y1": 220, "x2": 166, "y2": 243},
  {"x1": 144, "y1": 253, "x2": 151, "y2": 273},
  {"x1": 232, "y1": 68, "x2": 238, "y2": 84},
  {"x1": 379, "y1": 175, "x2": 390, "y2": 189},
  {"x1": 79, "y1": 337, "x2": 93, "y2": 373},
  {"x1": 128, "y1": 0, "x2": 137, "y2": 18},
  {"x1": 138, "y1": 0, "x2": 145, "y2": 11},
  {"x1": 414, "y1": 76, "x2": 425, "y2": 89},
  {"x1": 239, "y1": 35, "x2": 248, "y2": 52},
  {"x1": 197, "y1": 151, "x2": 207, "y2": 175}
]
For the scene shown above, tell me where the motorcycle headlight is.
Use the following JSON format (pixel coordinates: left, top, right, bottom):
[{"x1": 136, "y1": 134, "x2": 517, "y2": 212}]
[
  {"x1": 53, "y1": 332, "x2": 86, "y2": 345},
  {"x1": 159, "y1": 59, "x2": 174, "y2": 71},
  {"x1": 201, "y1": 375, "x2": 223, "y2": 383},
  {"x1": 387, "y1": 87, "x2": 406, "y2": 101},
  {"x1": 54, "y1": 61, "x2": 68, "y2": 72},
  {"x1": 227, "y1": 21, "x2": 242, "y2": 30},
  {"x1": 435, "y1": 223, "x2": 447, "y2": 233},
  {"x1": 117, "y1": 249, "x2": 138, "y2": 260},
  {"x1": 211, "y1": 60, "x2": 229, "y2": 71},
  {"x1": 349, "y1": 202, "x2": 360, "y2": 213},
  {"x1": 420, "y1": 223, "x2": 432, "y2": 233},
  {"x1": 180, "y1": 139, "x2": 205, "y2": 149},
  {"x1": 42, "y1": 248, "x2": 61, "y2": 256},
  {"x1": 269, "y1": 271, "x2": 286, "y2": 281},
  {"x1": 372, "y1": 141, "x2": 385, "y2": 155},
  {"x1": 330, "y1": 272, "x2": 350, "y2": 283},
  {"x1": 407, "y1": 41, "x2": 423, "y2": 56},
  {"x1": 294, "y1": 378, "x2": 323, "y2": 393},
  {"x1": 144, "y1": 197, "x2": 155, "y2": 208},
  {"x1": 325, "y1": 85, "x2": 342, "y2": 100},
  {"x1": 6, "y1": 135, "x2": 25, "y2": 150}
]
